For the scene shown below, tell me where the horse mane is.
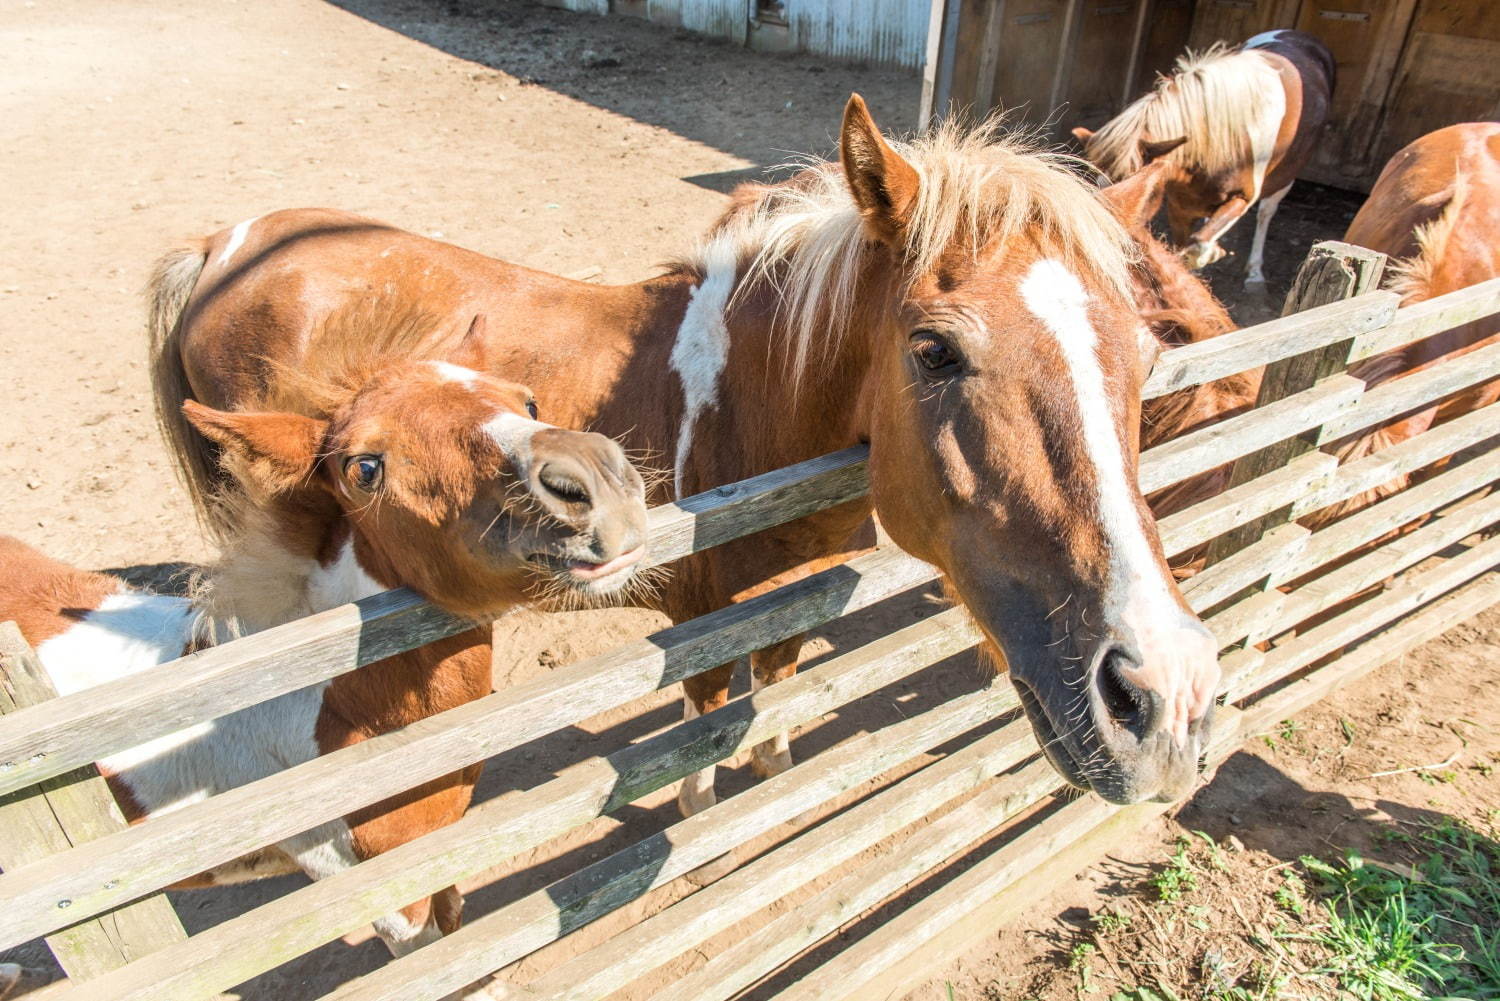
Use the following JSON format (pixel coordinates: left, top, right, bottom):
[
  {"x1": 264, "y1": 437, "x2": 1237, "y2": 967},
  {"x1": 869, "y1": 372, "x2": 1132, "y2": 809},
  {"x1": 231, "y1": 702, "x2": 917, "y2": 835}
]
[
  {"x1": 685, "y1": 118, "x2": 1138, "y2": 378},
  {"x1": 263, "y1": 301, "x2": 459, "y2": 419},
  {"x1": 1084, "y1": 43, "x2": 1282, "y2": 193},
  {"x1": 1386, "y1": 171, "x2": 1469, "y2": 307}
]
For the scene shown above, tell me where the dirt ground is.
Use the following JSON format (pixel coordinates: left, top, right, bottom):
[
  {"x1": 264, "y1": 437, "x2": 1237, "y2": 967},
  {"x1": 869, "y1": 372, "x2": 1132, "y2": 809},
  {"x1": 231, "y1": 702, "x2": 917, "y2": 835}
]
[{"x1": 0, "y1": 2, "x2": 1493, "y2": 999}]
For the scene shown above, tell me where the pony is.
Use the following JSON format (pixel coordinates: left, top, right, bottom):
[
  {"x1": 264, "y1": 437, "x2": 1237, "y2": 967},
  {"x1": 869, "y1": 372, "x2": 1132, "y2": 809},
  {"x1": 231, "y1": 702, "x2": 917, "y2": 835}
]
[
  {"x1": 147, "y1": 95, "x2": 1222, "y2": 809},
  {"x1": 1304, "y1": 121, "x2": 1500, "y2": 527},
  {"x1": 0, "y1": 307, "x2": 647, "y2": 964},
  {"x1": 1074, "y1": 29, "x2": 1335, "y2": 287}
]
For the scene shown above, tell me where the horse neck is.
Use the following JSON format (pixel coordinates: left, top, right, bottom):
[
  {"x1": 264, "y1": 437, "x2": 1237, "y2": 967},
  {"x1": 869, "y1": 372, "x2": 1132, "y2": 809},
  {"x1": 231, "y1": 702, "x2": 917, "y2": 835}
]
[{"x1": 194, "y1": 496, "x2": 492, "y2": 733}]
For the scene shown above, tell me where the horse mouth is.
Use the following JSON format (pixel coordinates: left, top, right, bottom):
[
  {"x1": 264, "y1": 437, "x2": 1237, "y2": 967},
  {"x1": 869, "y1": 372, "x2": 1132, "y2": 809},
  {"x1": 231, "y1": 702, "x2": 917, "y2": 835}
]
[
  {"x1": 1011, "y1": 676, "x2": 1091, "y2": 792},
  {"x1": 528, "y1": 546, "x2": 644, "y2": 596}
]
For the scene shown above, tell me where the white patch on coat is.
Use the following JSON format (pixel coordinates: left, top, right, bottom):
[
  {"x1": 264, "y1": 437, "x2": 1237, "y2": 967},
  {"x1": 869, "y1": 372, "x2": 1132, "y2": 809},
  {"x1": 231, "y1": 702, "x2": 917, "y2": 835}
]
[
  {"x1": 307, "y1": 537, "x2": 387, "y2": 611},
  {"x1": 1243, "y1": 29, "x2": 1287, "y2": 49},
  {"x1": 430, "y1": 361, "x2": 480, "y2": 386},
  {"x1": 668, "y1": 234, "x2": 737, "y2": 497},
  {"x1": 1020, "y1": 260, "x2": 1212, "y2": 742},
  {"x1": 677, "y1": 699, "x2": 717, "y2": 816},
  {"x1": 483, "y1": 410, "x2": 549, "y2": 477},
  {"x1": 216, "y1": 216, "x2": 260, "y2": 267}
]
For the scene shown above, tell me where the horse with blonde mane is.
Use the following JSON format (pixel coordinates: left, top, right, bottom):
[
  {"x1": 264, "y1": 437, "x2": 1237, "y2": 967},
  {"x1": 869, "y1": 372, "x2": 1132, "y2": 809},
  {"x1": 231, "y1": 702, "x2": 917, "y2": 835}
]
[
  {"x1": 1, "y1": 307, "x2": 647, "y2": 968},
  {"x1": 1074, "y1": 29, "x2": 1334, "y2": 286},
  {"x1": 148, "y1": 95, "x2": 1222, "y2": 810},
  {"x1": 1303, "y1": 122, "x2": 1500, "y2": 528}
]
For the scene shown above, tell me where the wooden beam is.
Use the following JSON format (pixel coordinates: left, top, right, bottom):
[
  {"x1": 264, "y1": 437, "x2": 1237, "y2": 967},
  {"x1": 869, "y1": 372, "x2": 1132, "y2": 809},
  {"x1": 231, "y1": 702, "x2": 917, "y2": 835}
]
[
  {"x1": 0, "y1": 546, "x2": 937, "y2": 954},
  {"x1": 1048, "y1": 0, "x2": 1088, "y2": 113},
  {"x1": 1119, "y1": 0, "x2": 1155, "y2": 108},
  {"x1": 0, "y1": 624, "x2": 186, "y2": 982},
  {"x1": 971, "y1": 0, "x2": 1008, "y2": 116}
]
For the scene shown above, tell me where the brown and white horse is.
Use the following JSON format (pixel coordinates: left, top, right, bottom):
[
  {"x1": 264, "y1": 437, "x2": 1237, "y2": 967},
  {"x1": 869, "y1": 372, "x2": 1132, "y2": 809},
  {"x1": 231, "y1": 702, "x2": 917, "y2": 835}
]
[
  {"x1": 1, "y1": 309, "x2": 647, "y2": 961},
  {"x1": 1307, "y1": 122, "x2": 1500, "y2": 524},
  {"x1": 148, "y1": 96, "x2": 1221, "y2": 808},
  {"x1": 1075, "y1": 29, "x2": 1334, "y2": 286}
]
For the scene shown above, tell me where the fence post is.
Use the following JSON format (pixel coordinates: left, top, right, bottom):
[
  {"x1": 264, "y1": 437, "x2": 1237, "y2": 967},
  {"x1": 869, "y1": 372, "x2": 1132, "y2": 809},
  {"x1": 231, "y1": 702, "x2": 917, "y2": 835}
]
[
  {"x1": 1200, "y1": 241, "x2": 1388, "y2": 623},
  {"x1": 0, "y1": 621, "x2": 188, "y2": 982}
]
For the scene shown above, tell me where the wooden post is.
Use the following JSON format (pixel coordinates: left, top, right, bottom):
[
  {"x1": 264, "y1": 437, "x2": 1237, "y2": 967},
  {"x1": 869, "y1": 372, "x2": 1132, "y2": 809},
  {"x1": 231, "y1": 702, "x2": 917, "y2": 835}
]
[
  {"x1": 1047, "y1": 0, "x2": 1087, "y2": 113},
  {"x1": 0, "y1": 622, "x2": 187, "y2": 981},
  {"x1": 1119, "y1": 0, "x2": 1155, "y2": 110},
  {"x1": 918, "y1": 0, "x2": 957, "y2": 129},
  {"x1": 1201, "y1": 241, "x2": 1388, "y2": 579},
  {"x1": 971, "y1": 0, "x2": 1008, "y2": 117}
]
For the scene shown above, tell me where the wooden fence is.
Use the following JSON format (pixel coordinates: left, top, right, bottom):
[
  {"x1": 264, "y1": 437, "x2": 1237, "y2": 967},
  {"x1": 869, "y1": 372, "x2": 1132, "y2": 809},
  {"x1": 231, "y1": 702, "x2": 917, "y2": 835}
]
[{"x1": 1, "y1": 241, "x2": 1497, "y2": 1001}]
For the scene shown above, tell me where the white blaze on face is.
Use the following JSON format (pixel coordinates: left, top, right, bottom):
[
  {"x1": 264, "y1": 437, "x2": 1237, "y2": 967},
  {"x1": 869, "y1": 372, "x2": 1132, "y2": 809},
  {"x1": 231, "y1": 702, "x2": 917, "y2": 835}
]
[
  {"x1": 668, "y1": 234, "x2": 737, "y2": 497},
  {"x1": 1019, "y1": 260, "x2": 1214, "y2": 744},
  {"x1": 216, "y1": 215, "x2": 260, "y2": 267},
  {"x1": 483, "y1": 409, "x2": 550, "y2": 478}
]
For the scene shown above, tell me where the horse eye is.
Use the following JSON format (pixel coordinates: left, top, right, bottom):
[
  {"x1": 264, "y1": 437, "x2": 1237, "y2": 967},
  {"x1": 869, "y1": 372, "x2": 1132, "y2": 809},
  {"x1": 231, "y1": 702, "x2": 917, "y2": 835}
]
[
  {"x1": 910, "y1": 332, "x2": 962, "y2": 376},
  {"x1": 344, "y1": 454, "x2": 383, "y2": 490},
  {"x1": 526, "y1": 399, "x2": 539, "y2": 420}
]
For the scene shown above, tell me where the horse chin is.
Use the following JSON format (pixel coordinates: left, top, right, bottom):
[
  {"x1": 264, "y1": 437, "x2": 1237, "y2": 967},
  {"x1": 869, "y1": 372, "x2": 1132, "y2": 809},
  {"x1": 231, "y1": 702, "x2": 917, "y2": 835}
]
[{"x1": 526, "y1": 546, "x2": 645, "y2": 606}]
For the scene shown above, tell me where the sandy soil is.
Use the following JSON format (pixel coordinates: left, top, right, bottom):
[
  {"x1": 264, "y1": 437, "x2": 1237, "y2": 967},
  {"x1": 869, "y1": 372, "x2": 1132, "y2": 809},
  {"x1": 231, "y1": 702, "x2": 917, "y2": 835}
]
[{"x1": 0, "y1": 2, "x2": 1492, "y2": 1000}]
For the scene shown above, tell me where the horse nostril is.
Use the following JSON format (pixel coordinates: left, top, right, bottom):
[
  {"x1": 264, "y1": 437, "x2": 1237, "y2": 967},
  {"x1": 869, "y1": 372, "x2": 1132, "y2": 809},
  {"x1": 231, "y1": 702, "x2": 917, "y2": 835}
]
[
  {"x1": 536, "y1": 463, "x2": 593, "y2": 507},
  {"x1": 1095, "y1": 647, "x2": 1160, "y2": 740}
]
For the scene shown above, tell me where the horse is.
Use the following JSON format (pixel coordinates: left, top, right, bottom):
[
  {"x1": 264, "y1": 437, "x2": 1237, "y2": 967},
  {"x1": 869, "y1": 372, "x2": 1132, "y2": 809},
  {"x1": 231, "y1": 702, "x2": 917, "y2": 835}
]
[
  {"x1": 147, "y1": 95, "x2": 1222, "y2": 809},
  {"x1": 0, "y1": 307, "x2": 647, "y2": 965},
  {"x1": 1073, "y1": 29, "x2": 1335, "y2": 287},
  {"x1": 1302, "y1": 121, "x2": 1500, "y2": 528}
]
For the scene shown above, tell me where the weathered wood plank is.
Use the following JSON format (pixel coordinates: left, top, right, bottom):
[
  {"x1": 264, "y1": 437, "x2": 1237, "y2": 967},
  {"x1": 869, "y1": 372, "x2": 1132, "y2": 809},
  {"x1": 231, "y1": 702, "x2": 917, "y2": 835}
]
[
  {"x1": 1317, "y1": 338, "x2": 1500, "y2": 446},
  {"x1": 1273, "y1": 446, "x2": 1500, "y2": 587},
  {"x1": 1275, "y1": 490, "x2": 1500, "y2": 634},
  {"x1": 1046, "y1": 0, "x2": 1086, "y2": 111},
  {"x1": 1140, "y1": 290, "x2": 1398, "y2": 400},
  {"x1": 1292, "y1": 398, "x2": 1498, "y2": 520},
  {"x1": 0, "y1": 452, "x2": 875, "y2": 799},
  {"x1": 1181, "y1": 523, "x2": 1310, "y2": 612},
  {"x1": 761, "y1": 709, "x2": 1244, "y2": 1001},
  {"x1": 1156, "y1": 451, "x2": 1337, "y2": 557},
  {"x1": 1201, "y1": 242, "x2": 1386, "y2": 567},
  {"x1": 1240, "y1": 572, "x2": 1500, "y2": 738},
  {"x1": 1348, "y1": 277, "x2": 1500, "y2": 363},
  {"x1": 322, "y1": 688, "x2": 1028, "y2": 1001},
  {"x1": 1228, "y1": 532, "x2": 1500, "y2": 702},
  {"x1": 655, "y1": 758, "x2": 1066, "y2": 1001},
  {"x1": 57, "y1": 605, "x2": 989, "y2": 1001},
  {"x1": 0, "y1": 547, "x2": 937, "y2": 952},
  {"x1": 0, "y1": 624, "x2": 187, "y2": 981},
  {"x1": 1138, "y1": 374, "x2": 1365, "y2": 495}
]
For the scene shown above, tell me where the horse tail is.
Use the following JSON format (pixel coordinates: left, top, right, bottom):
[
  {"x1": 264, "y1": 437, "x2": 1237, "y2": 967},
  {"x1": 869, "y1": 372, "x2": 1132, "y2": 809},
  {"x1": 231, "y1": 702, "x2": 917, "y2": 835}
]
[{"x1": 146, "y1": 245, "x2": 228, "y2": 540}]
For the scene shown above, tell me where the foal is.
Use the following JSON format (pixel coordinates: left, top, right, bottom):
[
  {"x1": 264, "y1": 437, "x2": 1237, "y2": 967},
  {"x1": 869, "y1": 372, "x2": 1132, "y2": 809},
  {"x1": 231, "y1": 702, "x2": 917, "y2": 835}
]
[
  {"x1": 0, "y1": 311, "x2": 647, "y2": 959},
  {"x1": 1075, "y1": 29, "x2": 1334, "y2": 286}
]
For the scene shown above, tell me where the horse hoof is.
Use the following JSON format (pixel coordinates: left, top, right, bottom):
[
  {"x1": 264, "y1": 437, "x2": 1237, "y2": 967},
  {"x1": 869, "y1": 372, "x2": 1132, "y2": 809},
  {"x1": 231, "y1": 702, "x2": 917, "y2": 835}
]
[{"x1": 750, "y1": 744, "x2": 793, "y2": 779}]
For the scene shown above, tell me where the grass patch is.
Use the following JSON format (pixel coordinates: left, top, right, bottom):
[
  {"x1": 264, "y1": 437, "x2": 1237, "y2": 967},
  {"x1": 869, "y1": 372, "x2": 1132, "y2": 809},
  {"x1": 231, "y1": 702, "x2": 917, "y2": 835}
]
[{"x1": 1043, "y1": 815, "x2": 1500, "y2": 1001}]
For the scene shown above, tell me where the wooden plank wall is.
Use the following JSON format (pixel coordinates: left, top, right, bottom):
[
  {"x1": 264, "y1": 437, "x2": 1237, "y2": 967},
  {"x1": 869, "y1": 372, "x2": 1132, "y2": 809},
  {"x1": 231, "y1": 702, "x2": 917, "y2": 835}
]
[{"x1": 925, "y1": 0, "x2": 1496, "y2": 189}]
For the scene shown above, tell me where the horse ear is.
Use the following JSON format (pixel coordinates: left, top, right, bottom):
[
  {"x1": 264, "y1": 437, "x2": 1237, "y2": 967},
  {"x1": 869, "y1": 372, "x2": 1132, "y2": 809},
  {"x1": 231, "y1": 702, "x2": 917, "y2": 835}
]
[
  {"x1": 1099, "y1": 159, "x2": 1174, "y2": 228},
  {"x1": 450, "y1": 314, "x2": 489, "y2": 372},
  {"x1": 840, "y1": 93, "x2": 920, "y2": 246},
  {"x1": 1139, "y1": 136, "x2": 1187, "y2": 163},
  {"x1": 1071, "y1": 126, "x2": 1095, "y2": 146},
  {"x1": 183, "y1": 401, "x2": 328, "y2": 495}
]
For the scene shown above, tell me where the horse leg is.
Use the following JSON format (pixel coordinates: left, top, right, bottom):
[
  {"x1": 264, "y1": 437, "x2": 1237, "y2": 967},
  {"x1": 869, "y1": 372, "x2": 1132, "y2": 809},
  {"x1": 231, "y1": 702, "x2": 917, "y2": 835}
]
[
  {"x1": 749, "y1": 633, "x2": 804, "y2": 778},
  {"x1": 678, "y1": 661, "x2": 735, "y2": 816},
  {"x1": 1245, "y1": 186, "x2": 1288, "y2": 286}
]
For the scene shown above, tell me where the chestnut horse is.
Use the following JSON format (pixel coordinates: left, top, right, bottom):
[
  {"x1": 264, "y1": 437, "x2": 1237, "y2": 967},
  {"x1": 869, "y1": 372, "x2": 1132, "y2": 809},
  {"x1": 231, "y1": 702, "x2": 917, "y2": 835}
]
[
  {"x1": 1, "y1": 308, "x2": 646, "y2": 962},
  {"x1": 149, "y1": 96, "x2": 1220, "y2": 808},
  {"x1": 1306, "y1": 122, "x2": 1500, "y2": 525},
  {"x1": 1074, "y1": 29, "x2": 1334, "y2": 286}
]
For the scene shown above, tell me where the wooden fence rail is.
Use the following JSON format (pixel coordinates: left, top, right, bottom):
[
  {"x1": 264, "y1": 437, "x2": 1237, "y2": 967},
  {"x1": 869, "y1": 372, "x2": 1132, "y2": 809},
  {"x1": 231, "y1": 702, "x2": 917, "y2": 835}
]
[{"x1": 0, "y1": 241, "x2": 1496, "y2": 1001}]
